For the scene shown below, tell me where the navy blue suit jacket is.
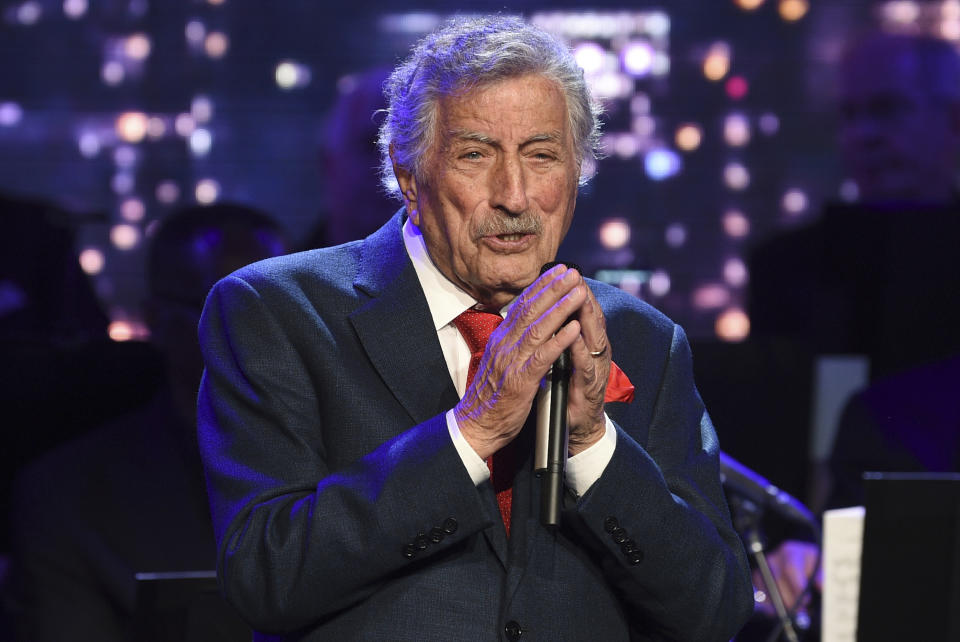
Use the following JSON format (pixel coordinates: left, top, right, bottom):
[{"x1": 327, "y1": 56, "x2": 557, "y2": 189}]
[{"x1": 197, "y1": 212, "x2": 753, "y2": 641}]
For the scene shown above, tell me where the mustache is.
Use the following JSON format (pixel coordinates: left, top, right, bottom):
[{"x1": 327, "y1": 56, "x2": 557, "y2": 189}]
[{"x1": 473, "y1": 212, "x2": 543, "y2": 238}]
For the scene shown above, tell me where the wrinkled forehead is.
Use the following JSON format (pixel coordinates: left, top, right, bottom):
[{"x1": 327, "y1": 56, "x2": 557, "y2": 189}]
[{"x1": 435, "y1": 75, "x2": 571, "y2": 138}]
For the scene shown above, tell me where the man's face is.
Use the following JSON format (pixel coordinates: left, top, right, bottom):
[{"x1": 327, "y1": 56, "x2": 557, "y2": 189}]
[
  {"x1": 839, "y1": 45, "x2": 960, "y2": 204},
  {"x1": 395, "y1": 74, "x2": 580, "y2": 309}
]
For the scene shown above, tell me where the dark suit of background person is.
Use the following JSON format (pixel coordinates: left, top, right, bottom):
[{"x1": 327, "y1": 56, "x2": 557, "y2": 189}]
[
  {"x1": 827, "y1": 354, "x2": 960, "y2": 511},
  {"x1": 198, "y1": 16, "x2": 752, "y2": 642},
  {"x1": 7, "y1": 204, "x2": 286, "y2": 641}
]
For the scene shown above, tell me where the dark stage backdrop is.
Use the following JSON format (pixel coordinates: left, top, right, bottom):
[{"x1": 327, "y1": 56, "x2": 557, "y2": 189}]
[{"x1": 0, "y1": 0, "x2": 921, "y2": 340}]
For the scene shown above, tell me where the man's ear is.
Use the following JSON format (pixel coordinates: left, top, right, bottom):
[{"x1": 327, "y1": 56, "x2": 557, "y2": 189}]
[{"x1": 390, "y1": 144, "x2": 420, "y2": 226}]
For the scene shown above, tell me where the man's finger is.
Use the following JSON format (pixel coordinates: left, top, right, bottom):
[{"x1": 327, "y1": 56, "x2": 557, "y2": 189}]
[
  {"x1": 568, "y1": 333, "x2": 606, "y2": 380},
  {"x1": 511, "y1": 288, "x2": 584, "y2": 375},
  {"x1": 525, "y1": 320, "x2": 580, "y2": 374},
  {"x1": 573, "y1": 279, "x2": 608, "y2": 357},
  {"x1": 502, "y1": 268, "x2": 584, "y2": 351}
]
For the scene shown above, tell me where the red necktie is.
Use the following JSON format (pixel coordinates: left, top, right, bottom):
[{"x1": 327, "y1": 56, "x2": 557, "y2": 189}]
[{"x1": 452, "y1": 309, "x2": 516, "y2": 536}]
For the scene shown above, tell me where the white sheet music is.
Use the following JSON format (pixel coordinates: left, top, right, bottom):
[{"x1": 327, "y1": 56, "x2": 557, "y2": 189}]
[{"x1": 822, "y1": 506, "x2": 866, "y2": 642}]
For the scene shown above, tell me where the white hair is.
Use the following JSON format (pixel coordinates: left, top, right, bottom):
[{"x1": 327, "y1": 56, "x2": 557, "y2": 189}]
[{"x1": 377, "y1": 15, "x2": 603, "y2": 198}]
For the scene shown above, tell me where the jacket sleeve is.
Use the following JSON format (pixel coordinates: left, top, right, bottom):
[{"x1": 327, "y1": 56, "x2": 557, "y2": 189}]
[
  {"x1": 197, "y1": 274, "x2": 492, "y2": 633},
  {"x1": 570, "y1": 322, "x2": 754, "y2": 641}
]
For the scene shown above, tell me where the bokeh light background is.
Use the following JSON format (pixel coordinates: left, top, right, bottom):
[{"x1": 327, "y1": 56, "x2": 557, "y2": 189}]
[{"x1": 0, "y1": 0, "x2": 948, "y2": 340}]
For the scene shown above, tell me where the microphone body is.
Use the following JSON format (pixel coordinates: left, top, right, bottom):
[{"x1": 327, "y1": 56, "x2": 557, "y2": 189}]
[
  {"x1": 718, "y1": 450, "x2": 815, "y2": 524},
  {"x1": 534, "y1": 261, "x2": 580, "y2": 527},
  {"x1": 535, "y1": 352, "x2": 570, "y2": 527}
]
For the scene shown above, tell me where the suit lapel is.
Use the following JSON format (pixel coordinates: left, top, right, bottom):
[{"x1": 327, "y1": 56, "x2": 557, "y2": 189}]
[
  {"x1": 348, "y1": 212, "x2": 459, "y2": 424},
  {"x1": 349, "y1": 212, "x2": 512, "y2": 567}
]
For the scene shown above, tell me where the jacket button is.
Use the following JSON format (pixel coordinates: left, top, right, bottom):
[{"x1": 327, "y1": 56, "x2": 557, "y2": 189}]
[
  {"x1": 442, "y1": 517, "x2": 458, "y2": 534},
  {"x1": 611, "y1": 527, "x2": 628, "y2": 544},
  {"x1": 429, "y1": 526, "x2": 446, "y2": 543},
  {"x1": 621, "y1": 539, "x2": 639, "y2": 555},
  {"x1": 415, "y1": 533, "x2": 429, "y2": 550},
  {"x1": 504, "y1": 620, "x2": 522, "y2": 640},
  {"x1": 603, "y1": 516, "x2": 619, "y2": 533},
  {"x1": 402, "y1": 543, "x2": 417, "y2": 559},
  {"x1": 627, "y1": 549, "x2": 644, "y2": 565}
]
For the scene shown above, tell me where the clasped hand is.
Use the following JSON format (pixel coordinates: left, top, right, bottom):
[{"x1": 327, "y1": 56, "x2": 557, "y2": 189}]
[{"x1": 454, "y1": 264, "x2": 610, "y2": 460}]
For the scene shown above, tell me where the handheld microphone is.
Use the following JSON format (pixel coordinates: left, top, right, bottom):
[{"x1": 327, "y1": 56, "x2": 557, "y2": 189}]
[
  {"x1": 718, "y1": 450, "x2": 816, "y2": 525},
  {"x1": 534, "y1": 261, "x2": 581, "y2": 527}
]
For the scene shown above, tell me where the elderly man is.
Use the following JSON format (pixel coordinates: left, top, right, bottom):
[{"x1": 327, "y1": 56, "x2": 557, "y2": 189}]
[{"x1": 198, "y1": 16, "x2": 752, "y2": 641}]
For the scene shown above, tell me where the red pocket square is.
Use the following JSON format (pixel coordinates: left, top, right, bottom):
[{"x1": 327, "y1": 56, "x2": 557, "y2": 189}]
[{"x1": 604, "y1": 361, "x2": 635, "y2": 403}]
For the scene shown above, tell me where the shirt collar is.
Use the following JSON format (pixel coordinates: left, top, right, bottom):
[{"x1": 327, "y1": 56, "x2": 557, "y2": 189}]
[{"x1": 403, "y1": 216, "x2": 479, "y2": 331}]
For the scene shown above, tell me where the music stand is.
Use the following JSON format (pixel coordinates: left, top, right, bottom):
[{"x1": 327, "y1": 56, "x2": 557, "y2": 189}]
[{"x1": 856, "y1": 472, "x2": 960, "y2": 641}]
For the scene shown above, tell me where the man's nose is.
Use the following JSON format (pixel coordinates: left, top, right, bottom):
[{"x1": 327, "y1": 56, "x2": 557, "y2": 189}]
[{"x1": 490, "y1": 155, "x2": 529, "y2": 214}]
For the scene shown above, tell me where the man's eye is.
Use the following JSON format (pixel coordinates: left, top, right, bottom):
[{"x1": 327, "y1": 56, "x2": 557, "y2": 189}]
[{"x1": 461, "y1": 151, "x2": 483, "y2": 160}]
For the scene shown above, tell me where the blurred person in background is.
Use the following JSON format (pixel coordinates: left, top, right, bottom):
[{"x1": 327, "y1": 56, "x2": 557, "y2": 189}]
[
  {"x1": 0, "y1": 192, "x2": 164, "y2": 619},
  {"x1": 6, "y1": 203, "x2": 286, "y2": 641},
  {"x1": 300, "y1": 66, "x2": 398, "y2": 250},
  {"x1": 749, "y1": 31, "x2": 960, "y2": 375},
  {"x1": 0, "y1": 193, "x2": 109, "y2": 342},
  {"x1": 742, "y1": 31, "x2": 960, "y2": 640}
]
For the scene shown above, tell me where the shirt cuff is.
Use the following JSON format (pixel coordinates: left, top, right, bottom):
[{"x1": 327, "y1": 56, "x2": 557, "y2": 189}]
[
  {"x1": 565, "y1": 414, "x2": 617, "y2": 497},
  {"x1": 446, "y1": 409, "x2": 490, "y2": 486}
]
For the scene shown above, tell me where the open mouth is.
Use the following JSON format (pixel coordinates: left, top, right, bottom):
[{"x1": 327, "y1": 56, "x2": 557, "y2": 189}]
[{"x1": 481, "y1": 232, "x2": 535, "y2": 251}]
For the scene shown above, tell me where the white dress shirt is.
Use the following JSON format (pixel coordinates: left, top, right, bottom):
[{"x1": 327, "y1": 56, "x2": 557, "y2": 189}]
[{"x1": 402, "y1": 217, "x2": 616, "y2": 497}]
